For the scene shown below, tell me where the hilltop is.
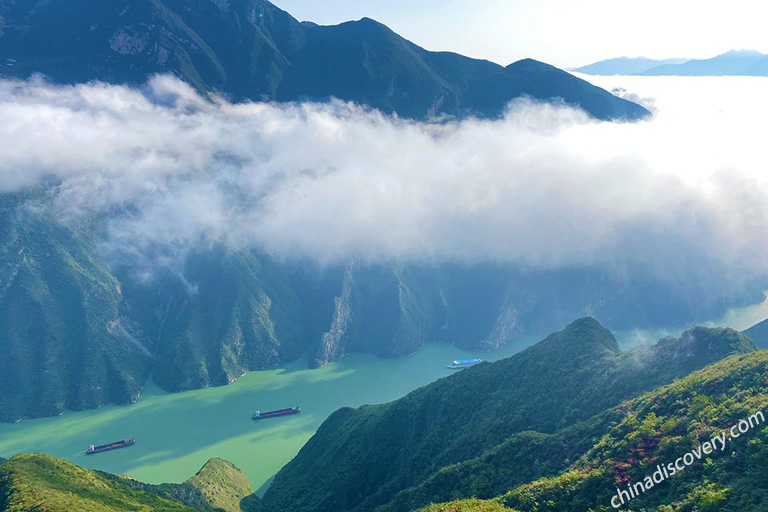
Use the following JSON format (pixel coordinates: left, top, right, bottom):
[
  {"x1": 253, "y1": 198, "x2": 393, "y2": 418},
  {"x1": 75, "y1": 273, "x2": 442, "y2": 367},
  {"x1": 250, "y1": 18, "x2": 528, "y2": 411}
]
[
  {"x1": 1, "y1": 320, "x2": 766, "y2": 511},
  {"x1": 259, "y1": 319, "x2": 756, "y2": 512}
]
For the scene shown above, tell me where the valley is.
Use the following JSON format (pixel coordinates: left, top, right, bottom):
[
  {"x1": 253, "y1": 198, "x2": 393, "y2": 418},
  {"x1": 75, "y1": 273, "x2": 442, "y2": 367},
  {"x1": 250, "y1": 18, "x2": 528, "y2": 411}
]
[
  {"x1": 0, "y1": 287, "x2": 764, "y2": 497},
  {"x1": 0, "y1": 336, "x2": 538, "y2": 494},
  {"x1": 1, "y1": 1, "x2": 768, "y2": 511}
]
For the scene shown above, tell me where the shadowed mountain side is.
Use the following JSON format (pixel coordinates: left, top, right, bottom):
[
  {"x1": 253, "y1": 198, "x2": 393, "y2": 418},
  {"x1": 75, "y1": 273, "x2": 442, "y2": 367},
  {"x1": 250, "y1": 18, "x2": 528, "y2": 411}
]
[
  {"x1": 743, "y1": 317, "x2": 768, "y2": 348},
  {"x1": 1, "y1": 184, "x2": 763, "y2": 421},
  {"x1": 259, "y1": 319, "x2": 755, "y2": 512},
  {"x1": 0, "y1": 0, "x2": 648, "y2": 121},
  {"x1": 417, "y1": 350, "x2": 768, "y2": 511}
]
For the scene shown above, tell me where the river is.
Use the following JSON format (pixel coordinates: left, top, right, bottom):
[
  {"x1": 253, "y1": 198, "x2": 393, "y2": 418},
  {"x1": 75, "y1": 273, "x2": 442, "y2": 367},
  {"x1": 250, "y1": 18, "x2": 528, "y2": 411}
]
[
  {"x1": 1, "y1": 291, "x2": 766, "y2": 494},
  {"x1": 0, "y1": 337, "x2": 539, "y2": 495}
]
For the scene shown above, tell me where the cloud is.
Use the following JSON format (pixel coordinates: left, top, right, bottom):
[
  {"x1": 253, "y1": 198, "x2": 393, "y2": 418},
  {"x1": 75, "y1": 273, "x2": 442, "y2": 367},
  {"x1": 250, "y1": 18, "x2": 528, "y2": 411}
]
[{"x1": 1, "y1": 74, "x2": 768, "y2": 288}]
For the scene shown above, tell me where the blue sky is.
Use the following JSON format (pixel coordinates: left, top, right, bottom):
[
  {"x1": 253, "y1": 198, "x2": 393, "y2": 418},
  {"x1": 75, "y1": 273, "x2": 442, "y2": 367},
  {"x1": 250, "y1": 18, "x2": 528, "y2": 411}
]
[{"x1": 276, "y1": 0, "x2": 768, "y2": 67}]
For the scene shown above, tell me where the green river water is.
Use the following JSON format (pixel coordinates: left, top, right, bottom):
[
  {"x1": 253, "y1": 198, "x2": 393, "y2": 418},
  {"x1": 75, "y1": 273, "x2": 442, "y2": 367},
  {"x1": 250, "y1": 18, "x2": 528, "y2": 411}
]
[
  {"x1": 0, "y1": 337, "x2": 539, "y2": 494},
  {"x1": 0, "y1": 294, "x2": 766, "y2": 495}
]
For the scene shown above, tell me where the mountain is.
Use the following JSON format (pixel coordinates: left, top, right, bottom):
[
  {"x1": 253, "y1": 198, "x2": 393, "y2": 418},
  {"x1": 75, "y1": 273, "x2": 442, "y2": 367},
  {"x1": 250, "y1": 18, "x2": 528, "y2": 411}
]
[
  {"x1": 743, "y1": 317, "x2": 768, "y2": 348},
  {"x1": 0, "y1": 454, "x2": 257, "y2": 512},
  {"x1": 572, "y1": 57, "x2": 689, "y2": 75},
  {"x1": 427, "y1": 350, "x2": 768, "y2": 512},
  {"x1": 639, "y1": 49, "x2": 767, "y2": 76},
  {"x1": 1, "y1": 324, "x2": 764, "y2": 512},
  {"x1": 575, "y1": 50, "x2": 768, "y2": 77},
  {"x1": 0, "y1": 192, "x2": 151, "y2": 422},
  {"x1": 120, "y1": 248, "x2": 311, "y2": 392},
  {"x1": 0, "y1": 0, "x2": 648, "y2": 121},
  {"x1": 259, "y1": 319, "x2": 756, "y2": 512},
  {"x1": 742, "y1": 55, "x2": 768, "y2": 75},
  {"x1": 1, "y1": 183, "x2": 764, "y2": 421}
]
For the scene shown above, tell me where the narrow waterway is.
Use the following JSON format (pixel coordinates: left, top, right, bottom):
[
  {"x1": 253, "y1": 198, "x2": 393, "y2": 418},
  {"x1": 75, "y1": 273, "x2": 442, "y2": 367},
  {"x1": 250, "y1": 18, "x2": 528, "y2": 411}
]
[{"x1": 0, "y1": 337, "x2": 538, "y2": 494}]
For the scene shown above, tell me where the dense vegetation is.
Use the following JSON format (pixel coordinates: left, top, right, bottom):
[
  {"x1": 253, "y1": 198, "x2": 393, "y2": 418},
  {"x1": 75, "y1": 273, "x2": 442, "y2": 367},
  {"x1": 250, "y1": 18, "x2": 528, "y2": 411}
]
[
  {"x1": 0, "y1": 193, "x2": 150, "y2": 421},
  {"x1": 183, "y1": 458, "x2": 256, "y2": 512},
  {"x1": 259, "y1": 319, "x2": 756, "y2": 512},
  {"x1": 0, "y1": 0, "x2": 648, "y2": 121},
  {"x1": 10, "y1": 2, "x2": 768, "y2": 424},
  {"x1": 0, "y1": 454, "x2": 257, "y2": 512},
  {"x1": 419, "y1": 350, "x2": 768, "y2": 511},
  {"x1": 0, "y1": 454, "x2": 196, "y2": 511},
  {"x1": 419, "y1": 499, "x2": 511, "y2": 512},
  {"x1": 3, "y1": 185, "x2": 759, "y2": 420},
  {"x1": 1, "y1": 322, "x2": 767, "y2": 512}
]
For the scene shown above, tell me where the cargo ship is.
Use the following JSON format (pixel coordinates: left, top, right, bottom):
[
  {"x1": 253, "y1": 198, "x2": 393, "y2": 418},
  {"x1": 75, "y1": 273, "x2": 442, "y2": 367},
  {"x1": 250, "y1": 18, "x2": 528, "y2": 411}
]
[
  {"x1": 252, "y1": 406, "x2": 301, "y2": 420},
  {"x1": 85, "y1": 438, "x2": 135, "y2": 455},
  {"x1": 447, "y1": 358, "x2": 484, "y2": 369}
]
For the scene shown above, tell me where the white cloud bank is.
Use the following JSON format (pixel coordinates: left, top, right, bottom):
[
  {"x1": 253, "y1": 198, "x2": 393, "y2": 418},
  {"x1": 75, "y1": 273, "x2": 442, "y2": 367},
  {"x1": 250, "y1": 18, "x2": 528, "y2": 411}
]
[{"x1": 1, "y1": 74, "x2": 768, "y2": 281}]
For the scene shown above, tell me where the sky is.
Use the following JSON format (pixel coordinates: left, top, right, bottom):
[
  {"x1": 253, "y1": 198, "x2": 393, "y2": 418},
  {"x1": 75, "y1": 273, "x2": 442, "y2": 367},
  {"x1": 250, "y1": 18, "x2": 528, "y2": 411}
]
[{"x1": 275, "y1": 0, "x2": 768, "y2": 68}]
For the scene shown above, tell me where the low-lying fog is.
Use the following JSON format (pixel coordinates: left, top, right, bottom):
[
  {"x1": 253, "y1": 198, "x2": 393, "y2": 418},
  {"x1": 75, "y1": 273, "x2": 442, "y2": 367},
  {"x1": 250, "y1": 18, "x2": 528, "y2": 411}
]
[{"x1": 1, "y1": 74, "x2": 767, "y2": 297}]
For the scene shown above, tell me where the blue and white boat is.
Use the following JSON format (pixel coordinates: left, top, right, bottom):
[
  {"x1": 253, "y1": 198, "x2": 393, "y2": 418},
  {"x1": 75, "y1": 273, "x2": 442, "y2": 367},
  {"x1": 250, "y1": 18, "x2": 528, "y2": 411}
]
[{"x1": 447, "y1": 358, "x2": 484, "y2": 369}]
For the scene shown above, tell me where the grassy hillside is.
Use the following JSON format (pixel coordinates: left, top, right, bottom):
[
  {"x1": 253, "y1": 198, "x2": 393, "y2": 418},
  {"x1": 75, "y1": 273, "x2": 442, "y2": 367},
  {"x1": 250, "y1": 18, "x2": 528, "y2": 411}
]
[
  {"x1": 419, "y1": 499, "x2": 513, "y2": 512},
  {"x1": 0, "y1": 454, "x2": 256, "y2": 512},
  {"x1": 184, "y1": 458, "x2": 255, "y2": 512},
  {"x1": 0, "y1": 454, "x2": 198, "y2": 512},
  {"x1": 415, "y1": 351, "x2": 768, "y2": 512},
  {"x1": 260, "y1": 319, "x2": 756, "y2": 512},
  {"x1": 498, "y1": 350, "x2": 768, "y2": 511},
  {"x1": 1, "y1": 334, "x2": 767, "y2": 512}
]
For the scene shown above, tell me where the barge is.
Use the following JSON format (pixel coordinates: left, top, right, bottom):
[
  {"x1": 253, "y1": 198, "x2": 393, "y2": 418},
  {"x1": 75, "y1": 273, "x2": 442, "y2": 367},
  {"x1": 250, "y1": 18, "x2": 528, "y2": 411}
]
[
  {"x1": 253, "y1": 406, "x2": 301, "y2": 420},
  {"x1": 86, "y1": 438, "x2": 135, "y2": 455}
]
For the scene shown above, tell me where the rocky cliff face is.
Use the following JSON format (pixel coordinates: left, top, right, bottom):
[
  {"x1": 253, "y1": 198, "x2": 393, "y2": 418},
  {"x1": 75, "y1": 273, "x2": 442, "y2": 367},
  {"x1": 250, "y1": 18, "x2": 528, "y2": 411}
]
[
  {"x1": 0, "y1": 195, "x2": 151, "y2": 422},
  {"x1": 0, "y1": 193, "x2": 760, "y2": 422}
]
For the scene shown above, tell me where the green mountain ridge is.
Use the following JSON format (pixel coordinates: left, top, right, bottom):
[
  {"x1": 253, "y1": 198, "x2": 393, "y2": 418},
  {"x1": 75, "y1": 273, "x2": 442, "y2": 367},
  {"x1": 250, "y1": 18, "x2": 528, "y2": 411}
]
[
  {"x1": 425, "y1": 349, "x2": 768, "y2": 511},
  {"x1": 1, "y1": 321, "x2": 765, "y2": 512},
  {"x1": 0, "y1": 0, "x2": 648, "y2": 121},
  {"x1": 0, "y1": 194, "x2": 150, "y2": 422},
  {"x1": 5, "y1": 187, "x2": 759, "y2": 421},
  {"x1": 258, "y1": 319, "x2": 757, "y2": 512},
  {"x1": 0, "y1": 454, "x2": 256, "y2": 512}
]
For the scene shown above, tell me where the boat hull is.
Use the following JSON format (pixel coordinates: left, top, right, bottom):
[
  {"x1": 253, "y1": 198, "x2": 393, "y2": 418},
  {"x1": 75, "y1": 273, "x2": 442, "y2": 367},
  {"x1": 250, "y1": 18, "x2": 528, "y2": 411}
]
[
  {"x1": 86, "y1": 439, "x2": 135, "y2": 455},
  {"x1": 447, "y1": 360, "x2": 484, "y2": 369},
  {"x1": 253, "y1": 407, "x2": 301, "y2": 420}
]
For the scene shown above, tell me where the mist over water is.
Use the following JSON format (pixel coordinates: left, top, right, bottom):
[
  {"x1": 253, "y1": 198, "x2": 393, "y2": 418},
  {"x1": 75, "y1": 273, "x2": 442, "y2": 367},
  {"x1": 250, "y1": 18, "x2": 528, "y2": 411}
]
[{"x1": 1, "y1": 74, "x2": 768, "y2": 294}]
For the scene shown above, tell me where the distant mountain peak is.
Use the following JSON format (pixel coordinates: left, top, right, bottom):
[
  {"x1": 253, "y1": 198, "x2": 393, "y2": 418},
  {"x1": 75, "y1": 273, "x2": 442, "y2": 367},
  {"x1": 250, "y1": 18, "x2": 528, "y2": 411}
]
[
  {"x1": 638, "y1": 48, "x2": 767, "y2": 76},
  {"x1": 572, "y1": 56, "x2": 690, "y2": 75},
  {"x1": 720, "y1": 48, "x2": 765, "y2": 57}
]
